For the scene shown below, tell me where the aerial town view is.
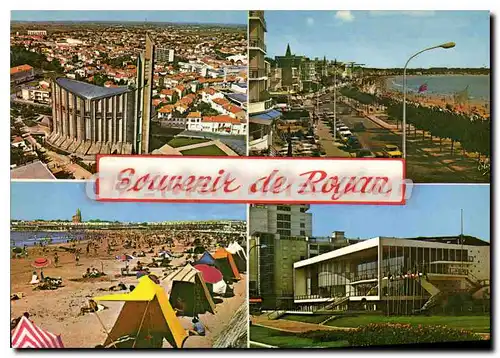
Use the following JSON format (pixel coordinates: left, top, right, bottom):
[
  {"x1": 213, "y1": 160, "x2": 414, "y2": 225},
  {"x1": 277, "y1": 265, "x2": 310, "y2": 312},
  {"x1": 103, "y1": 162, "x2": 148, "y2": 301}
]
[
  {"x1": 248, "y1": 185, "x2": 490, "y2": 348},
  {"x1": 10, "y1": 10, "x2": 248, "y2": 180},
  {"x1": 10, "y1": 181, "x2": 248, "y2": 348},
  {"x1": 248, "y1": 10, "x2": 490, "y2": 183}
]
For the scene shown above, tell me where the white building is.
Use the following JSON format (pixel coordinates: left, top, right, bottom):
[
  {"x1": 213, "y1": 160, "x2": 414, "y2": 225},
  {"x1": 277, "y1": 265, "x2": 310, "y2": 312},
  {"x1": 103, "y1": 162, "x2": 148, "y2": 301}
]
[
  {"x1": 155, "y1": 48, "x2": 175, "y2": 63},
  {"x1": 21, "y1": 88, "x2": 51, "y2": 104},
  {"x1": 27, "y1": 30, "x2": 47, "y2": 36},
  {"x1": 293, "y1": 236, "x2": 490, "y2": 314},
  {"x1": 186, "y1": 115, "x2": 246, "y2": 135}
]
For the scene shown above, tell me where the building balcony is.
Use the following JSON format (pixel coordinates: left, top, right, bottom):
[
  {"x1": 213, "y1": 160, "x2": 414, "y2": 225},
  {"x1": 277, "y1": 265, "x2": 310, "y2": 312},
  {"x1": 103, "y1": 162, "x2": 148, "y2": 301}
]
[
  {"x1": 249, "y1": 67, "x2": 268, "y2": 80},
  {"x1": 248, "y1": 98, "x2": 273, "y2": 114},
  {"x1": 249, "y1": 11, "x2": 267, "y2": 31},
  {"x1": 249, "y1": 38, "x2": 267, "y2": 53}
]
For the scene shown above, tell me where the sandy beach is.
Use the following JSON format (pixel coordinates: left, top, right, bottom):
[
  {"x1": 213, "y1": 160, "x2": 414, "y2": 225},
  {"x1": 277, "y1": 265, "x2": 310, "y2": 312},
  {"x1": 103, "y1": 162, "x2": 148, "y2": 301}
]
[{"x1": 10, "y1": 230, "x2": 247, "y2": 348}]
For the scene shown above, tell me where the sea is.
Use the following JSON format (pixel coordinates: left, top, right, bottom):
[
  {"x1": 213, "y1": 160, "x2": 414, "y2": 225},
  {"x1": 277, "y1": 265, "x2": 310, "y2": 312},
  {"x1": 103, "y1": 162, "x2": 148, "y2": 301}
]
[
  {"x1": 386, "y1": 75, "x2": 490, "y2": 101},
  {"x1": 10, "y1": 231, "x2": 87, "y2": 247}
]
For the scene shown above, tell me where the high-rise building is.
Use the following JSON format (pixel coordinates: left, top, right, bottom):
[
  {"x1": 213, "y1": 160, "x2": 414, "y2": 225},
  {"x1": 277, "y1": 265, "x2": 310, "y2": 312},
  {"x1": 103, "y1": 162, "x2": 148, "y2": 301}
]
[
  {"x1": 248, "y1": 10, "x2": 282, "y2": 154},
  {"x1": 250, "y1": 204, "x2": 312, "y2": 238},
  {"x1": 155, "y1": 47, "x2": 175, "y2": 63},
  {"x1": 249, "y1": 204, "x2": 313, "y2": 309}
]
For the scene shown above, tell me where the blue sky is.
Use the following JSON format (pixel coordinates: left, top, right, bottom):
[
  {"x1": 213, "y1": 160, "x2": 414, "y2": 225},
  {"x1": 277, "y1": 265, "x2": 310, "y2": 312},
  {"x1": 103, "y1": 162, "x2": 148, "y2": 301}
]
[
  {"x1": 10, "y1": 182, "x2": 246, "y2": 222},
  {"x1": 265, "y1": 10, "x2": 490, "y2": 68},
  {"x1": 11, "y1": 10, "x2": 247, "y2": 25},
  {"x1": 311, "y1": 184, "x2": 490, "y2": 241}
]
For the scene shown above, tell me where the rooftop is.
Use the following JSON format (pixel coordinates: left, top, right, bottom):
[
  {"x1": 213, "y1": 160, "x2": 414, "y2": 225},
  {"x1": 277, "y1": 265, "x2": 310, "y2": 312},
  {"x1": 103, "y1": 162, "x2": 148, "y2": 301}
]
[
  {"x1": 11, "y1": 64, "x2": 33, "y2": 75},
  {"x1": 55, "y1": 77, "x2": 130, "y2": 100},
  {"x1": 11, "y1": 161, "x2": 56, "y2": 180}
]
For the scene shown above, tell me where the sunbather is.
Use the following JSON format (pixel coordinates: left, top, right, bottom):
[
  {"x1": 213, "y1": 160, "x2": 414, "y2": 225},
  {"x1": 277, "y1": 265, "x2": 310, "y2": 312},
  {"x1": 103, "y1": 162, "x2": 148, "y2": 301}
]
[{"x1": 30, "y1": 271, "x2": 39, "y2": 285}]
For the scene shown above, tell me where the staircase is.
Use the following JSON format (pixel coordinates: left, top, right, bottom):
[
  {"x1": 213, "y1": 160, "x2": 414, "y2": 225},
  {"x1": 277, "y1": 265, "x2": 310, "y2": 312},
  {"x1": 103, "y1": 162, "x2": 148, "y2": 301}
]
[{"x1": 416, "y1": 276, "x2": 442, "y2": 313}]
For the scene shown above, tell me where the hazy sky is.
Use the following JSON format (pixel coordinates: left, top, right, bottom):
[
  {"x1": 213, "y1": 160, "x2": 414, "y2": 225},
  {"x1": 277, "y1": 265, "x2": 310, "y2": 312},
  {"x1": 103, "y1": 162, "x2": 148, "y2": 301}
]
[
  {"x1": 11, "y1": 182, "x2": 246, "y2": 222},
  {"x1": 311, "y1": 184, "x2": 490, "y2": 241},
  {"x1": 265, "y1": 10, "x2": 490, "y2": 68},
  {"x1": 11, "y1": 10, "x2": 247, "y2": 25}
]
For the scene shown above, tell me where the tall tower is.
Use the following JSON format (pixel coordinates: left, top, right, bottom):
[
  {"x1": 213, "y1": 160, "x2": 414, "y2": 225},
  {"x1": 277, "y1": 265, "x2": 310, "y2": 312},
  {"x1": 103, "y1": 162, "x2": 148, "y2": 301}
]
[
  {"x1": 137, "y1": 33, "x2": 155, "y2": 154},
  {"x1": 72, "y1": 208, "x2": 82, "y2": 223}
]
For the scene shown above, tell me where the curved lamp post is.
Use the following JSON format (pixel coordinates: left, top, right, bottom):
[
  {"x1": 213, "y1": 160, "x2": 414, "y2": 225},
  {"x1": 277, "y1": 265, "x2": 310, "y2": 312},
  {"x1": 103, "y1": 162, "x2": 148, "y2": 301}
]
[
  {"x1": 249, "y1": 243, "x2": 267, "y2": 298},
  {"x1": 402, "y1": 42, "x2": 455, "y2": 158}
]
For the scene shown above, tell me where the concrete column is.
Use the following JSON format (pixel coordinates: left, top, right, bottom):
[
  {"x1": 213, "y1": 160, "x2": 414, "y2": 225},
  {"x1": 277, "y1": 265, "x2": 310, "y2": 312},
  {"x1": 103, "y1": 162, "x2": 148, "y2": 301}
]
[
  {"x1": 112, "y1": 96, "x2": 117, "y2": 143},
  {"x1": 61, "y1": 88, "x2": 66, "y2": 136},
  {"x1": 51, "y1": 82, "x2": 57, "y2": 133},
  {"x1": 80, "y1": 98, "x2": 86, "y2": 141},
  {"x1": 122, "y1": 94, "x2": 127, "y2": 143}
]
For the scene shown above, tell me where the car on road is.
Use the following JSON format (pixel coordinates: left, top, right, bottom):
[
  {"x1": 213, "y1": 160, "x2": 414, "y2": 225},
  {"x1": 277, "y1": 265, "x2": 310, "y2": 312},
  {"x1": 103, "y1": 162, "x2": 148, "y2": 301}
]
[
  {"x1": 337, "y1": 125, "x2": 350, "y2": 132},
  {"x1": 346, "y1": 136, "x2": 362, "y2": 150},
  {"x1": 338, "y1": 130, "x2": 353, "y2": 142},
  {"x1": 356, "y1": 149, "x2": 376, "y2": 158},
  {"x1": 376, "y1": 144, "x2": 403, "y2": 158}
]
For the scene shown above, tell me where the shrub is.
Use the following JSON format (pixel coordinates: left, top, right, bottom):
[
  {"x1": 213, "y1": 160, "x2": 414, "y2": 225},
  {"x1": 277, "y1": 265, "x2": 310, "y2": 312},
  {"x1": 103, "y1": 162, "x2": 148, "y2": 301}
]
[{"x1": 304, "y1": 323, "x2": 482, "y2": 347}]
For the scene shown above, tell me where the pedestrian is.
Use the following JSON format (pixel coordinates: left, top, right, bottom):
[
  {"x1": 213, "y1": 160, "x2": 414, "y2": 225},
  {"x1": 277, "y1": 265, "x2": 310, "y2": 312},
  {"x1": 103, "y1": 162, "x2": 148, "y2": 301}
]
[
  {"x1": 54, "y1": 252, "x2": 59, "y2": 267},
  {"x1": 75, "y1": 253, "x2": 80, "y2": 266}
]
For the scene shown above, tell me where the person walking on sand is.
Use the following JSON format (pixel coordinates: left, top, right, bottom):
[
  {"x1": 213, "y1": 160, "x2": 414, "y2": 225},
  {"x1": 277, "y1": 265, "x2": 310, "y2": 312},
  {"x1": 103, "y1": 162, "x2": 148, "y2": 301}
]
[
  {"x1": 75, "y1": 253, "x2": 80, "y2": 266},
  {"x1": 54, "y1": 252, "x2": 59, "y2": 267}
]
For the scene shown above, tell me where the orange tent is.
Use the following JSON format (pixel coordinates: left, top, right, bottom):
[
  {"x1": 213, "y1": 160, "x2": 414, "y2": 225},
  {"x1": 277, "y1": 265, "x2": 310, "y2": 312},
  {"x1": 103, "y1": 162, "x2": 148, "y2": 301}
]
[{"x1": 213, "y1": 248, "x2": 240, "y2": 281}]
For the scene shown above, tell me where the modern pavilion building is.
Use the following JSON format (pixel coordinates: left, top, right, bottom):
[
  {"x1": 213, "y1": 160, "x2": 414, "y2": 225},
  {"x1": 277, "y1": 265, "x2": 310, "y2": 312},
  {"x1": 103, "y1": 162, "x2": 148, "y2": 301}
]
[{"x1": 293, "y1": 235, "x2": 490, "y2": 314}]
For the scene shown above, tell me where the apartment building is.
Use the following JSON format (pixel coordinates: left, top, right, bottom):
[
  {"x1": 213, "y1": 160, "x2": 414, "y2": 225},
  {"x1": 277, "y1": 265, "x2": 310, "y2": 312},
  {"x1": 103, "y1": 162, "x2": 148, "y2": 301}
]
[
  {"x1": 248, "y1": 10, "x2": 281, "y2": 154},
  {"x1": 249, "y1": 204, "x2": 314, "y2": 309},
  {"x1": 21, "y1": 87, "x2": 51, "y2": 104}
]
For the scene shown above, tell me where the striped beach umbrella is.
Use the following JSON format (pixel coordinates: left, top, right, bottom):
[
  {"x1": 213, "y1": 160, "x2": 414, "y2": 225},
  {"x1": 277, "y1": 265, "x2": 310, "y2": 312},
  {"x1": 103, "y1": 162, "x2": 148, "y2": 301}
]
[
  {"x1": 11, "y1": 316, "x2": 64, "y2": 348},
  {"x1": 31, "y1": 258, "x2": 51, "y2": 269}
]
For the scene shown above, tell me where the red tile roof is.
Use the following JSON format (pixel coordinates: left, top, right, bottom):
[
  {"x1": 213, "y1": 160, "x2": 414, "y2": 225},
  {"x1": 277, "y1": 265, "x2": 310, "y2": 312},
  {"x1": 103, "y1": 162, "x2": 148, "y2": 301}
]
[{"x1": 202, "y1": 115, "x2": 240, "y2": 124}]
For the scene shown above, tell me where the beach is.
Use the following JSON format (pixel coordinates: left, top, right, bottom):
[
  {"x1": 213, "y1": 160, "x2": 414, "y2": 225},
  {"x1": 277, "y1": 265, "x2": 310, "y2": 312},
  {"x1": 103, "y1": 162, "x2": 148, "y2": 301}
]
[{"x1": 10, "y1": 229, "x2": 247, "y2": 348}]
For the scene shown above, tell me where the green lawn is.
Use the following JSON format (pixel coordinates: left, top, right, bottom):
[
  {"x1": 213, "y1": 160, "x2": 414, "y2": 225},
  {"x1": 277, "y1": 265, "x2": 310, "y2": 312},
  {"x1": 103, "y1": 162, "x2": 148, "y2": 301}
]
[
  {"x1": 180, "y1": 145, "x2": 227, "y2": 156},
  {"x1": 167, "y1": 137, "x2": 211, "y2": 148},
  {"x1": 325, "y1": 315, "x2": 490, "y2": 333},
  {"x1": 282, "y1": 314, "x2": 332, "y2": 325},
  {"x1": 250, "y1": 326, "x2": 349, "y2": 348}
]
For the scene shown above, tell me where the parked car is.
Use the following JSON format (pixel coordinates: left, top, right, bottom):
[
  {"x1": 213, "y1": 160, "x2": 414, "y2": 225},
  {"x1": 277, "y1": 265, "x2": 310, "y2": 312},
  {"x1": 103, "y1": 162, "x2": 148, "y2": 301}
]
[
  {"x1": 339, "y1": 130, "x2": 353, "y2": 142},
  {"x1": 357, "y1": 149, "x2": 376, "y2": 158},
  {"x1": 346, "y1": 136, "x2": 362, "y2": 150},
  {"x1": 375, "y1": 144, "x2": 403, "y2": 158}
]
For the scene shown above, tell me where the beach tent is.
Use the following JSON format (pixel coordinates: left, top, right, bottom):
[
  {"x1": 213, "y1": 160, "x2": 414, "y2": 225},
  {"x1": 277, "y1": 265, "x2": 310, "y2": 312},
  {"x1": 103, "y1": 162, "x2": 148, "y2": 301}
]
[
  {"x1": 226, "y1": 242, "x2": 247, "y2": 273},
  {"x1": 164, "y1": 264, "x2": 216, "y2": 316},
  {"x1": 11, "y1": 316, "x2": 64, "y2": 348},
  {"x1": 93, "y1": 276, "x2": 188, "y2": 348},
  {"x1": 194, "y1": 264, "x2": 227, "y2": 296},
  {"x1": 212, "y1": 248, "x2": 241, "y2": 281},
  {"x1": 227, "y1": 242, "x2": 247, "y2": 260},
  {"x1": 193, "y1": 251, "x2": 216, "y2": 266}
]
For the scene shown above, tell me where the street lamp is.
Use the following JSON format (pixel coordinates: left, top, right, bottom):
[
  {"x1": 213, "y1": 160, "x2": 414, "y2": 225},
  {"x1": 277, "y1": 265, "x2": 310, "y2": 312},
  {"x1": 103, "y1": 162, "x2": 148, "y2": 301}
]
[
  {"x1": 402, "y1": 42, "x2": 455, "y2": 158},
  {"x1": 333, "y1": 65, "x2": 337, "y2": 141},
  {"x1": 249, "y1": 242, "x2": 267, "y2": 297}
]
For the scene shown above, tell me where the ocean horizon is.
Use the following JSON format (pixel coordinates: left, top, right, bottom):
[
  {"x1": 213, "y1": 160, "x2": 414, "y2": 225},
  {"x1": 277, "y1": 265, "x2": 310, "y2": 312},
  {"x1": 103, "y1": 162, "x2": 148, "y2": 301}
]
[{"x1": 386, "y1": 75, "x2": 490, "y2": 101}]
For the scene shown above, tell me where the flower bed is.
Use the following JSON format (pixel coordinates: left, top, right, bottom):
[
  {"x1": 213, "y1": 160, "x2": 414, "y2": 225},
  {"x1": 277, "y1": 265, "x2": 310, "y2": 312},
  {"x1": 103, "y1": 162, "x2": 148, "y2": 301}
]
[{"x1": 305, "y1": 323, "x2": 482, "y2": 346}]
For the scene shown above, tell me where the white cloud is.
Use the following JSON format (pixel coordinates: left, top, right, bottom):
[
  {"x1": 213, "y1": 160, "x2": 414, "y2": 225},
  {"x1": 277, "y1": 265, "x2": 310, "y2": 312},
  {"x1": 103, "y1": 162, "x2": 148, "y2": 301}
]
[
  {"x1": 306, "y1": 17, "x2": 315, "y2": 26},
  {"x1": 369, "y1": 11, "x2": 435, "y2": 17},
  {"x1": 335, "y1": 10, "x2": 355, "y2": 22}
]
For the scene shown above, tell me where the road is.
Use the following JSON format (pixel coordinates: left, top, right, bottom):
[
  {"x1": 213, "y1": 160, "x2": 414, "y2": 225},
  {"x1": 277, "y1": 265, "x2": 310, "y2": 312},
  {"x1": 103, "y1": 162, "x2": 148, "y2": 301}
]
[{"x1": 320, "y1": 100, "x2": 488, "y2": 183}]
